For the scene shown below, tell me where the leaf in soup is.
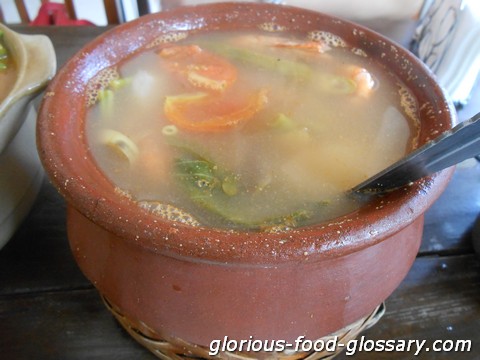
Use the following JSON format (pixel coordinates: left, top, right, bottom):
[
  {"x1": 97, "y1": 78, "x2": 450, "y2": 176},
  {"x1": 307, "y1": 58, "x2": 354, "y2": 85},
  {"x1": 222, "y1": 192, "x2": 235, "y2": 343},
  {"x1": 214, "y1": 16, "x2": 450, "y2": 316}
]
[
  {"x1": 172, "y1": 148, "x2": 317, "y2": 229},
  {"x1": 0, "y1": 31, "x2": 9, "y2": 70},
  {"x1": 207, "y1": 43, "x2": 312, "y2": 82}
]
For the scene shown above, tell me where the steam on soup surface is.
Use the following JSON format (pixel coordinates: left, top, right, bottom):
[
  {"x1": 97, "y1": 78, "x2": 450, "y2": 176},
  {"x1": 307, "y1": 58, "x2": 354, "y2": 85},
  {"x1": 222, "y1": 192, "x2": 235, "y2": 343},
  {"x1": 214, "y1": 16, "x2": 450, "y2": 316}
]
[
  {"x1": 85, "y1": 30, "x2": 419, "y2": 231},
  {"x1": 0, "y1": 30, "x2": 16, "y2": 102}
]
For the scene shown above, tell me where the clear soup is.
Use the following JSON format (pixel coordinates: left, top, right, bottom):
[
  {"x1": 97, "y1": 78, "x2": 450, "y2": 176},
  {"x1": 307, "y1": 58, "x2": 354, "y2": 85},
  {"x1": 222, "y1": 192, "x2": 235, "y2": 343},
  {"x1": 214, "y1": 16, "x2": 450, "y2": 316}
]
[{"x1": 85, "y1": 30, "x2": 419, "y2": 231}]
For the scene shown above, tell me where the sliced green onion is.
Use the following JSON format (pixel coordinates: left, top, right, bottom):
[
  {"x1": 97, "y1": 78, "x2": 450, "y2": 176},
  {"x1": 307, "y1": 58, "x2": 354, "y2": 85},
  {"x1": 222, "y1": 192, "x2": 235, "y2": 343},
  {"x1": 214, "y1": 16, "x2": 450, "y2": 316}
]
[
  {"x1": 98, "y1": 89, "x2": 114, "y2": 116},
  {"x1": 99, "y1": 129, "x2": 139, "y2": 163},
  {"x1": 269, "y1": 113, "x2": 296, "y2": 131},
  {"x1": 109, "y1": 77, "x2": 131, "y2": 90},
  {"x1": 162, "y1": 124, "x2": 179, "y2": 136},
  {"x1": 222, "y1": 176, "x2": 239, "y2": 196}
]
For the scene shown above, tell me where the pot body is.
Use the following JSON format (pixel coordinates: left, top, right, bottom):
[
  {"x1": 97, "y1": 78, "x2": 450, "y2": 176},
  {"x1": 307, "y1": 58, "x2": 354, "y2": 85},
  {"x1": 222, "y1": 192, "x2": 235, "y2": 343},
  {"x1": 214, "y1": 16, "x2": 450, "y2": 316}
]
[
  {"x1": 68, "y1": 205, "x2": 422, "y2": 345},
  {"x1": 37, "y1": 2, "x2": 456, "y2": 350}
]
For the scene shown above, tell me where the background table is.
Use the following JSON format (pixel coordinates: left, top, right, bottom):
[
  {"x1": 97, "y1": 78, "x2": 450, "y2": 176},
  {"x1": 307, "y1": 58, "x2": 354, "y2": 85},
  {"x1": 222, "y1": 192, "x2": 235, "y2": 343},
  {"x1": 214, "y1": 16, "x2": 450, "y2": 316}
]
[{"x1": 0, "y1": 24, "x2": 479, "y2": 360}]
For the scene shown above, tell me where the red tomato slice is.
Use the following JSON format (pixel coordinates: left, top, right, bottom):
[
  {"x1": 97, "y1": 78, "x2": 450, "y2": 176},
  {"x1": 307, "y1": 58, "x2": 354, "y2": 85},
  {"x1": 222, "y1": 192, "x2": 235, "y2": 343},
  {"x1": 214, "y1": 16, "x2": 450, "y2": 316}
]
[
  {"x1": 159, "y1": 45, "x2": 237, "y2": 92},
  {"x1": 164, "y1": 89, "x2": 268, "y2": 132}
]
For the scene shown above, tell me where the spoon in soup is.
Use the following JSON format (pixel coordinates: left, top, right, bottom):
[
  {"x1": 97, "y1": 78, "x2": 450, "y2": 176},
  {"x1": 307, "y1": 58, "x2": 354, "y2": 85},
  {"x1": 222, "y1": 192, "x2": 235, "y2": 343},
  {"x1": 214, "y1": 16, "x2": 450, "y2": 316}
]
[{"x1": 351, "y1": 111, "x2": 480, "y2": 194}]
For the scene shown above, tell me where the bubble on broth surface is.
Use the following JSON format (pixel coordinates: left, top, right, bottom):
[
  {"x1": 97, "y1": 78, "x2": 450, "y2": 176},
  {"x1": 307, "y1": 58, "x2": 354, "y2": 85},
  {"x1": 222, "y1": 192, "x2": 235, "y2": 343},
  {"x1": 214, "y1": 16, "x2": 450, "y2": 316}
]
[
  {"x1": 114, "y1": 187, "x2": 133, "y2": 199},
  {"x1": 308, "y1": 31, "x2": 346, "y2": 48},
  {"x1": 86, "y1": 67, "x2": 119, "y2": 107},
  {"x1": 258, "y1": 22, "x2": 286, "y2": 32},
  {"x1": 262, "y1": 225, "x2": 292, "y2": 234},
  {"x1": 146, "y1": 32, "x2": 188, "y2": 49},
  {"x1": 399, "y1": 84, "x2": 420, "y2": 146},
  {"x1": 138, "y1": 201, "x2": 201, "y2": 227},
  {"x1": 351, "y1": 48, "x2": 368, "y2": 57}
]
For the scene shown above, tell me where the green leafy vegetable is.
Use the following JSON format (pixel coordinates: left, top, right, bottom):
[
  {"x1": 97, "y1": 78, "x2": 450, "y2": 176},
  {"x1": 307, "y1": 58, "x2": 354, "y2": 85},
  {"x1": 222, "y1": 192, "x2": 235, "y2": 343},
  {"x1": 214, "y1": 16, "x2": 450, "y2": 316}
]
[
  {"x1": 207, "y1": 44, "x2": 312, "y2": 81},
  {"x1": 109, "y1": 77, "x2": 132, "y2": 90},
  {"x1": 0, "y1": 30, "x2": 9, "y2": 71},
  {"x1": 98, "y1": 88, "x2": 114, "y2": 116},
  {"x1": 208, "y1": 44, "x2": 356, "y2": 96},
  {"x1": 171, "y1": 142, "x2": 321, "y2": 230},
  {"x1": 97, "y1": 77, "x2": 131, "y2": 116},
  {"x1": 269, "y1": 113, "x2": 297, "y2": 132}
]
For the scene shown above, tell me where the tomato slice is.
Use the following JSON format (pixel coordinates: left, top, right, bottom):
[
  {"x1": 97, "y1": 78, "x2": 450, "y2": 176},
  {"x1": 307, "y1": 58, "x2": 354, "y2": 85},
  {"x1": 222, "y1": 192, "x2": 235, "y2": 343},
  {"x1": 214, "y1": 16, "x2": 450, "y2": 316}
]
[
  {"x1": 159, "y1": 45, "x2": 237, "y2": 92},
  {"x1": 164, "y1": 89, "x2": 268, "y2": 132}
]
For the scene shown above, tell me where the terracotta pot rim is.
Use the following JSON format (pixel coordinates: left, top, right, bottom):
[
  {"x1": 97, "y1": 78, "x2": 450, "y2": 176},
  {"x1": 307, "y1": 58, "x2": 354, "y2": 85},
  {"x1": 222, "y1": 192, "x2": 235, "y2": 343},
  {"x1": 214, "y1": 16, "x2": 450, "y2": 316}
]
[{"x1": 37, "y1": 2, "x2": 456, "y2": 265}]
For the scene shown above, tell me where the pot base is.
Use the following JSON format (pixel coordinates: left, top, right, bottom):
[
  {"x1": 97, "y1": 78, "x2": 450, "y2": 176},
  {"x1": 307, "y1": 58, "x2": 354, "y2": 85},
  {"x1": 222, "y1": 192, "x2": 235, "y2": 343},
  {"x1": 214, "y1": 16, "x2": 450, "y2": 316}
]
[{"x1": 102, "y1": 295, "x2": 385, "y2": 360}]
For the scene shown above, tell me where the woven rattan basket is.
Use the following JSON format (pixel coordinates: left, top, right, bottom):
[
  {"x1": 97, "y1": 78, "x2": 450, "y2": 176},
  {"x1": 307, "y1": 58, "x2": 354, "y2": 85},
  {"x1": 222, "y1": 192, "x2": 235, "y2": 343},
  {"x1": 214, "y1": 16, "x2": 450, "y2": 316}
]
[{"x1": 102, "y1": 296, "x2": 385, "y2": 360}]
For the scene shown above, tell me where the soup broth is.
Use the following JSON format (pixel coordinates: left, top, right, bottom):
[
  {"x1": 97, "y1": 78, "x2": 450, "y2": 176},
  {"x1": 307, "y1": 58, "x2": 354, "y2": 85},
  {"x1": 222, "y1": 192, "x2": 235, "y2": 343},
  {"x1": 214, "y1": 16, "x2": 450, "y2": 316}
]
[
  {"x1": 86, "y1": 30, "x2": 420, "y2": 231},
  {"x1": 0, "y1": 30, "x2": 16, "y2": 103}
]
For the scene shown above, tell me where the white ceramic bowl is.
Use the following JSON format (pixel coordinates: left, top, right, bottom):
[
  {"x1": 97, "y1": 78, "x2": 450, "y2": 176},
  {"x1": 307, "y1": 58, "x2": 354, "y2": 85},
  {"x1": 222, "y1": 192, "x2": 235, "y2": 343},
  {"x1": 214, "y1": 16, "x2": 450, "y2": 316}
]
[{"x1": 0, "y1": 24, "x2": 56, "y2": 250}]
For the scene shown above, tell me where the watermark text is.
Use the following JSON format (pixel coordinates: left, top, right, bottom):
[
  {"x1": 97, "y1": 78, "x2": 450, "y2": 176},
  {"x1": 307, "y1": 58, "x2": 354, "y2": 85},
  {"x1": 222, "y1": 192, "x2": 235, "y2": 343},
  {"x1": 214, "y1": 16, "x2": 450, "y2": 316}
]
[{"x1": 209, "y1": 336, "x2": 472, "y2": 356}]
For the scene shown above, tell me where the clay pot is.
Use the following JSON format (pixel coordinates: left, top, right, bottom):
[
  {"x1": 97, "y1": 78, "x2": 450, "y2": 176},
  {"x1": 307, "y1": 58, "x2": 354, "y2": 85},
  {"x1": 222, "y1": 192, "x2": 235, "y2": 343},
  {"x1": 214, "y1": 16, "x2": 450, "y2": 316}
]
[
  {"x1": 37, "y1": 3, "x2": 455, "y2": 347},
  {"x1": 0, "y1": 24, "x2": 55, "y2": 250}
]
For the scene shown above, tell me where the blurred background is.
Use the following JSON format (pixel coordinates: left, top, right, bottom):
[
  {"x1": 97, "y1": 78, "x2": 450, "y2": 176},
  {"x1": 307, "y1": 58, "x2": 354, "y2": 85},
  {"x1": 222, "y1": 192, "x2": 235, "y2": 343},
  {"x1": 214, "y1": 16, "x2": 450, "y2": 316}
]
[{"x1": 0, "y1": 0, "x2": 424, "y2": 25}]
